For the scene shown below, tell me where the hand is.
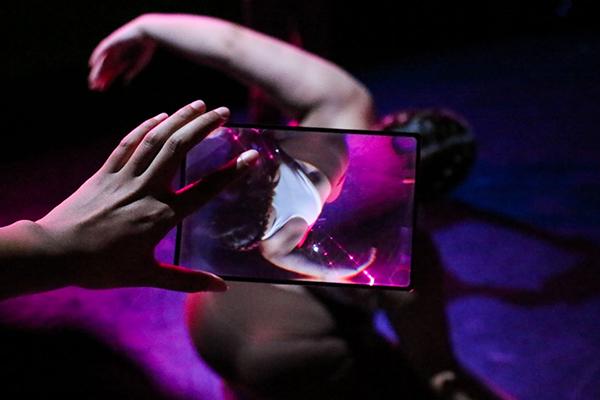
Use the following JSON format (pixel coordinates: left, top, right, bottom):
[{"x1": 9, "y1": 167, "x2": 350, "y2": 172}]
[
  {"x1": 35, "y1": 100, "x2": 258, "y2": 292},
  {"x1": 88, "y1": 16, "x2": 155, "y2": 91}
]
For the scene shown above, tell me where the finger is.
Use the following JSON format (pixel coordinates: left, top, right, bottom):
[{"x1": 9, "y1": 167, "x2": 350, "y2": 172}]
[
  {"x1": 149, "y1": 263, "x2": 228, "y2": 292},
  {"x1": 89, "y1": 44, "x2": 104, "y2": 68},
  {"x1": 144, "y1": 107, "x2": 230, "y2": 184},
  {"x1": 124, "y1": 56, "x2": 148, "y2": 84},
  {"x1": 125, "y1": 100, "x2": 207, "y2": 176},
  {"x1": 173, "y1": 149, "x2": 259, "y2": 218},
  {"x1": 100, "y1": 112, "x2": 169, "y2": 173},
  {"x1": 89, "y1": 54, "x2": 123, "y2": 91},
  {"x1": 89, "y1": 52, "x2": 133, "y2": 91},
  {"x1": 123, "y1": 41, "x2": 154, "y2": 84},
  {"x1": 88, "y1": 54, "x2": 106, "y2": 90},
  {"x1": 89, "y1": 34, "x2": 115, "y2": 67}
]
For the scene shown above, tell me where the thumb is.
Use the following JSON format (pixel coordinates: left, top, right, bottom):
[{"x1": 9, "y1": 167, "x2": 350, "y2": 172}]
[
  {"x1": 174, "y1": 149, "x2": 260, "y2": 218},
  {"x1": 150, "y1": 263, "x2": 228, "y2": 293}
]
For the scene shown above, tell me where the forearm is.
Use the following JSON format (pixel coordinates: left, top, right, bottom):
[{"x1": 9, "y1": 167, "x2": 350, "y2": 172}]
[
  {"x1": 137, "y1": 13, "x2": 374, "y2": 127},
  {"x1": 0, "y1": 220, "x2": 72, "y2": 299}
]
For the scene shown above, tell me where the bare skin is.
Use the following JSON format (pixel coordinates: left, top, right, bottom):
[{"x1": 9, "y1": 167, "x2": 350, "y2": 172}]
[
  {"x1": 88, "y1": 13, "x2": 374, "y2": 129},
  {"x1": 0, "y1": 100, "x2": 259, "y2": 299},
  {"x1": 88, "y1": 13, "x2": 372, "y2": 275},
  {"x1": 89, "y1": 13, "x2": 502, "y2": 400}
]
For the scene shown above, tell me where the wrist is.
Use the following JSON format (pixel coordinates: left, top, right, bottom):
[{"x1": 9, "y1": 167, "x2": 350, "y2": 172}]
[
  {"x1": 1, "y1": 220, "x2": 53, "y2": 257},
  {"x1": 22, "y1": 219, "x2": 59, "y2": 256},
  {"x1": 134, "y1": 13, "x2": 154, "y2": 35},
  {"x1": 0, "y1": 220, "x2": 75, "y2": 298},
  {"x1": 27, "y1": 219, "x2": 78, "y2": 287},
  {"x1": 135, "y1": 13, "x2": 169, "y2": 41}
]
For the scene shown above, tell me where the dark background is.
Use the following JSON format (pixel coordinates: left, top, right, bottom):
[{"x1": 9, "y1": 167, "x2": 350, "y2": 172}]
[
  {"x1": 2, "y1": 1, "x2": 600, "y2": 399},
  {"x1": 2, "y1": 0, "x2": 592, "y2": 162}
]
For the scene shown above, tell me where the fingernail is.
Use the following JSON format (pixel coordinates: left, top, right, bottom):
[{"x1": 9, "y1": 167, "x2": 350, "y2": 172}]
[
  {"x1": 190, "y1": 100, "x2": 205, "y2": 111},
  {"x1": 154, "y1": 112, "x2": 168, "y2": 121},
  {"x1": 214, "y1": 107, "x2": 230, "y2": 119},
  {"x1": 236, "y1": 149, "x2": 260, "y2": 169},
  {"x1": 208, "y1": 278, "x2": 228, "y2": 292}
]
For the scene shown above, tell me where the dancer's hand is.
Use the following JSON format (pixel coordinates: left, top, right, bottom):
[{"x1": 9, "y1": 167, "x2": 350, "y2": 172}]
[{"x1": 88, "y1": 16, "x2": 154, "y2": 91}]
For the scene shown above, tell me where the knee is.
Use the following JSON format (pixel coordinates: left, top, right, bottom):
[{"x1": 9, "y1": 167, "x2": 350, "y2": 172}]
[{"x1": 184, "y1": 288, "x2": 358, "y2": 399}]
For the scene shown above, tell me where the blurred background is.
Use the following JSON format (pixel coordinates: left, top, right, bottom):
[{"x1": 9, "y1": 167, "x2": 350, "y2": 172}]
[{"x1": 1, "y1": 1, "x2": 599, "y2": 399}]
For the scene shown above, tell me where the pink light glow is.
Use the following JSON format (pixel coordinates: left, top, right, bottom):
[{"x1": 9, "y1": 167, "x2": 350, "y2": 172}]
[
  {"x1": 363, "y1": 270, "x2": 376, "y2": 286},
  {"x1": 296, "y1": 224, "x2": 314, "y2": 248}
]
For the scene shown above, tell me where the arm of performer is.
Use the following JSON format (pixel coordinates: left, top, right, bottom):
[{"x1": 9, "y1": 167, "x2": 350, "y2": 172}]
[{"x1": 88, "y1": 13, "x2": 375, "y2": 129}]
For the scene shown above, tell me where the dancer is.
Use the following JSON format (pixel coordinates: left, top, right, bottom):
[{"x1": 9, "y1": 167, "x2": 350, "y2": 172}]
[{"x1": 89, "y1": 13, "x2": 485, "y2": 400}]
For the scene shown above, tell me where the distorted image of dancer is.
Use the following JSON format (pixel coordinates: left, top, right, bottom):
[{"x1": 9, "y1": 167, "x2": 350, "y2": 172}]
[{"x1": 190, "y1": 124, "x2": 357, "y2": 281}]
